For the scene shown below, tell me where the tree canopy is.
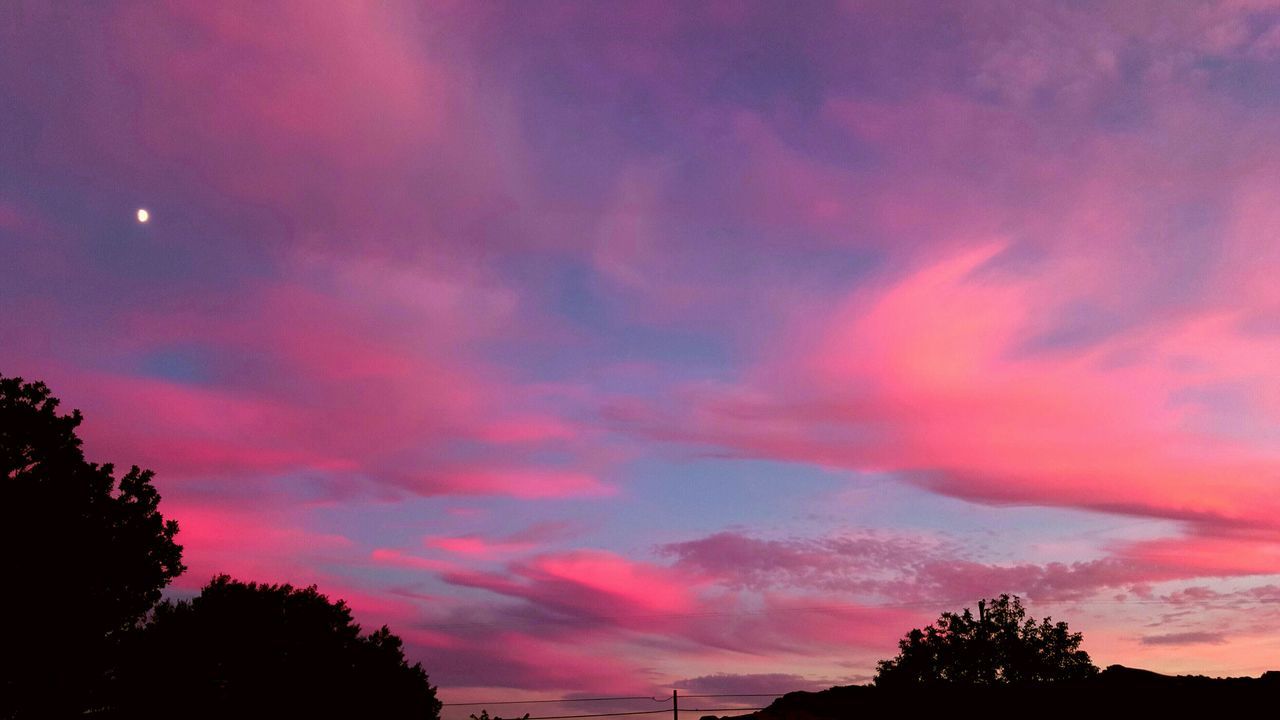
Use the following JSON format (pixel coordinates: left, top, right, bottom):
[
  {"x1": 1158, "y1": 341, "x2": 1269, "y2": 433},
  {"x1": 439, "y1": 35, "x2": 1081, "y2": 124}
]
[
  {"x1": 1, "y1": 374, "x2": 184, "y2": 716},
  {"x1": 2, "y1": 373, "x2": 439, "y2": 718},
  {"x1": 115, "y1": 574, "x2": 443, "y2": 719},
  {"x1": 874, "y1": 594, "x2": 1098, "y2": 687}
]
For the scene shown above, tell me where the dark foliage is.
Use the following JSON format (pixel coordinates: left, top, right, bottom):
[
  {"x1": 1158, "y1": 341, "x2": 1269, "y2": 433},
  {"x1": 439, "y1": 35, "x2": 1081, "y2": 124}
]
[
  {"x1": 114, "y1": 574, "x2": 442, "y2": 719},
  {"x1": 709, "y1": 666, "x2": 1280, "y2": 720},
  {"x1": 706, "y1": 666, "x2": 1280, "y2": 712},
  {"x1": 874, "y1": 594, "x2": 1097, "y2": 686},
  {"x1": 0, "y1": 374, "x2": 184, "y2": 717}
]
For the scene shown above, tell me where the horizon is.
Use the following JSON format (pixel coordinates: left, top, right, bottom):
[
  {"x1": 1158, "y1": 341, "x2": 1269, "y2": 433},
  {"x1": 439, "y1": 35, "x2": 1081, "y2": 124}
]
[{"x1": 5, "y1": 2, "x2": 1280, "y2": 716}]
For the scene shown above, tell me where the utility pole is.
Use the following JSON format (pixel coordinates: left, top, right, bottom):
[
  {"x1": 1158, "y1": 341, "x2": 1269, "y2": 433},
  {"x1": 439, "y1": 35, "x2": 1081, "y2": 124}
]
[
  {"x1": 977, "y1": 598, "x2": 989, "y2": 684},
  {"x1": 672, "y1": 689, "x2": 678, "y2": 720}
]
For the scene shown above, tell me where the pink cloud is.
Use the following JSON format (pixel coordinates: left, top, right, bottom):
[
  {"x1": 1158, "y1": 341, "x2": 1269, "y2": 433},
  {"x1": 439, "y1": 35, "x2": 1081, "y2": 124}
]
[
  {"x1": 17, "y1": 250, "x2": 613, "y2": 504},
  {"x1": 58, "y1": 370, "x2": 339, "y2": 480},
  {"x1": 167, "y1": 503, "x2": 354, "y2": 590},
  {"x1": 424, "y1": 630, "x2": 652, "y2": 693},
  {"x1": 13, "y1": 0, "x2": 1280, "y2": 695},
  {"x1": 624, "y1": 241, "x2": 1280, "y2": 537},
  {"x1": 443, "y1": 550, "x2": 706, "y2": 621},
  {"x1": 673, "y1": 672, "x2": 837, "y2": 695},
  {"x1": 425, "y1": 536, "x2": 534, "y2": 558},
  {"x1": 86, "y1": 2, "x2": 483, "y2": 241},
  {"x1": 660, "y1": 530, "x2": 943, "y2": 594},
  {"x1": 1120, "y1": 534, "x2": 1280, "y2": 577},
  {"x1": 425, "y1": 522, "x2": 576, "y2": 558},
  {"x1": 373, "y1": 544, "x2": 933, "y2": 694},
  {"x1": 659, "y1": 529, "x2": 1258, "y2": 606},
  {"x1": 370, "y1": 549, "x2": 460, "y2": 575},
  {"x1": 1141, "y1": 631, "x2": 1228, "y2": 646},
  {"x1": 413, "y1": 543, "x2": 928, "y2": 667}
]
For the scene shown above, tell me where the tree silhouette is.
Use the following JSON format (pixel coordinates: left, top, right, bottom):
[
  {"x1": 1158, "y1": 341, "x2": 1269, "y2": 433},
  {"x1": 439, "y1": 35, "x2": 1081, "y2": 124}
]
[
  {"x1": 874, "y1": 594, "x2": 1098, "y2": 687},
  {"x1": 114, "y1": 574, "x2": 442, "y2": 719},
  {"x1": 0, "y1": 374, "x2": 184, "y2": 717}
]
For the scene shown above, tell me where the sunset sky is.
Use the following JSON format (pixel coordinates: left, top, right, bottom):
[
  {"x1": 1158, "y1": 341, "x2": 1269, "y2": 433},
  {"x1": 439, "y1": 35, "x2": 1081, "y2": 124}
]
[{"x1": 5, "y1": 1, "x2": 1280, "y2": 712}]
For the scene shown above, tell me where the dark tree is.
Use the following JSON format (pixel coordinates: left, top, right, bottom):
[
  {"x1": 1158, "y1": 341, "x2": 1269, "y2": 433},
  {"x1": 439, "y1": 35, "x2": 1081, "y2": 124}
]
[
  {"x1": 115, "y1": 574, "x2": 443, "y2": 719},
  {"x1": 874, "y1": 594, "x2": 1098, "y2": 687},
  {"x1": 0, "y1": 374, "x2": 184, "y2": 717}
]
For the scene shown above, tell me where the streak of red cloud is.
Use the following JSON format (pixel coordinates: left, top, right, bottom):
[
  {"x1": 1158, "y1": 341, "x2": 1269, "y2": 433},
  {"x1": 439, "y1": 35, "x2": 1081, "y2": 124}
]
[{"x1": 622, "y1": 242, "x2": 1280, "y2": 536}]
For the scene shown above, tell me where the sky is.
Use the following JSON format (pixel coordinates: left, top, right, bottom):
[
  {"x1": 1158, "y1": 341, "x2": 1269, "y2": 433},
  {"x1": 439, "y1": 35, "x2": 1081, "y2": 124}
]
[{"x1": 5, "y1": 0, "x2": 1280, "y2": 712}]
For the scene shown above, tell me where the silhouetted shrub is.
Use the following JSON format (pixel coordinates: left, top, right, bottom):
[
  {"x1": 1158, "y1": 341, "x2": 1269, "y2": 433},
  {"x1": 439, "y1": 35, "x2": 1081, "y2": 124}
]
[
  {"x1": 115, "y1": 574, "x2": 442, "y2": 719},
  {"x1": 875, "y1": 594, "x2": 1097, "y2": 686}
]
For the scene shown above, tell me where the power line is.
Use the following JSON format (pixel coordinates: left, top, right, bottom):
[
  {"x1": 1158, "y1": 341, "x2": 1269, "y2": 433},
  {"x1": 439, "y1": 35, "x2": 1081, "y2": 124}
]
[
  {"x1": 510, "y1": 708, "x2": 767, "y2": 720},
  {"x1": 441, "y1": 693, "x2": 778, "y2": 719},
  {"x1": 518, "y1": 711, "x2": 669, "y2": 720},
  {"x1": 676, "y1": 694, "x2": 786, "y2": 698},
  {"x1": 445, "y1": 691, "x2": 783, "y2": 707},
  {"x1": 445, "y1": 696, "x2": 670, "y2": 707}
]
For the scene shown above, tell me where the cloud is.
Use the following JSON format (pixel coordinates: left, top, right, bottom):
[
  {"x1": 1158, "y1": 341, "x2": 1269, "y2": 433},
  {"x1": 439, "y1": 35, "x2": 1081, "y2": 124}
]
[
  {"x1": 425, "y1": 522, "x2": 577, "y2": 558},
  {"x1": 659, "y1": 530, "x2": 948, "y2": 594},
  {"x1": 12, "y1": 246, "x2": 613, "y2": 505},
  {"x1": 12, "y1": 0, "x2": 1280, "y2": 695},
  {"x1": 442, "y1": 550, "x2": 706, "y2": 620},
  {"x1": 166, "y1": 503, "x2": 355, "y2": 590},
  {"x1": 659, "y1": 529, "x2": 1260, "y2": 605},
  {"x1": 673, "y1": 672, "x2": 837, "y2": 694},
  {"x1": 621, "y1": 239, "x2": 1280, "y2": 542},
  {"x1": 1140, "y1": 631, "x2": 1228, "y2": 646}
]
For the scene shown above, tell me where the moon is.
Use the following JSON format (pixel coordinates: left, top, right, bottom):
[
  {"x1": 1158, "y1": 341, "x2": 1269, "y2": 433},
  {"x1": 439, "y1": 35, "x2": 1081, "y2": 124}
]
[{"x1": 136, "y1": 208, "x2": 150, "y2": 223}]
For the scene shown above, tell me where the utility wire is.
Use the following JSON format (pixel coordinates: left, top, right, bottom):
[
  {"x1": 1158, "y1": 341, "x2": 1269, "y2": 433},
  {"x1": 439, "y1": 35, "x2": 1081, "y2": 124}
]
[
  {"x1": 676, "y1": 694, "x2": 786, "y2": 698},
  {"x1": 442, "y1": 694, "x2": 778, "y2": 718},
  {"x1": 517, "y1": 711, "x2": 669, "y2": 719},
  {"x1": 445, "y1": 696, "x2": 669, "y2": 707},
  {"x1": 444, "y1": 692, "x2": 792, "y2": 708},
  {"x1": 513, "y1": 710, "x2": 767, "y2": 720}
]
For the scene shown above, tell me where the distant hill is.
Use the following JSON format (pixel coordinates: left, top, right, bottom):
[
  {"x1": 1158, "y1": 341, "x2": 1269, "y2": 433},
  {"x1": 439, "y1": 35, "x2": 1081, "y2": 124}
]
[{"x1": 703, "y1": 665, "x2": 1280, "y2": 719}]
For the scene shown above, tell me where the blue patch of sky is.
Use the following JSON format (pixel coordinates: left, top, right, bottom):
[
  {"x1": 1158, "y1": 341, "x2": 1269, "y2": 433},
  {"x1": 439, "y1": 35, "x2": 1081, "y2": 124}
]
[
  {"x1": 705, "y1": 33, "x2": 826, "y2": 116},
  {"x1": 306, "y1": 491, "x2": 606, "y2": 562},
  {"x1": 513, "y1": 73, "x2": 676, "y2": 214},
  {"x1": 7, "y1": 168, "x2": 277, "y2": 303},
  {"x1": 588, "y1": 456, "x2": 850, "y2": 556},
  {"x1": 137, "y1": 345, "x2": 216, "y2": 385},
  {"x1": 774, "y1": 114, "x2": 883, "y2": 170},
  {"x1": 496, "y1": 255, "x2": 740, "y2": 382},
  {"x1": 975, "y1": 239, "x2": 1051, "y2": 277},
  {"x1": 1094, "y1": 42, "x2": 1154, "y2": 132},
  {"x1": 1197, "y1": 40, "x2": 1280, "y2": 107},
  {"x1": 302, "y1": 457, "x2": 852, "y2": 564},
  {"x1": 1016, "y1": 39, "x2": 1154, "y2": 132},
  {"x1": 1020, "y1": 300, "x2": 1135, "y2": 355},
  {"x1": 1138, "y1": 202, "x2": 1224, "y2": 304}
]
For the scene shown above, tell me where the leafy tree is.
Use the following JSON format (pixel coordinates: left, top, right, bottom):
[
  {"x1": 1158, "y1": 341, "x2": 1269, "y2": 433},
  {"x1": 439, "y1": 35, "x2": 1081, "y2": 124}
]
[
  {"x1": 874, "y1": 594, "x2": 1098, "y2": 687},
  {"x1": 471, "y1": 712, "x2": 531, "y2": 720},
  {"x1": 0, "y1": 374, "x2": 184, "y2": 717},
  {"x1": 115, "y1": 574, "x2": 443, "y2": 719}
]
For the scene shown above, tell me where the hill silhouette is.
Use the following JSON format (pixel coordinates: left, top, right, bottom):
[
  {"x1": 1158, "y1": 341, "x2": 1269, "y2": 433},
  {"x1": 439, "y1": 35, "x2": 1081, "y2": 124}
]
[{"x1": 703, "y1": 665, "x2": 1280, "y2": 720}]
